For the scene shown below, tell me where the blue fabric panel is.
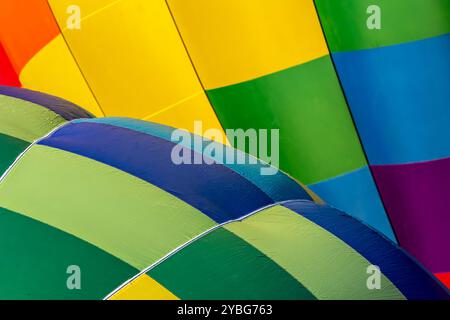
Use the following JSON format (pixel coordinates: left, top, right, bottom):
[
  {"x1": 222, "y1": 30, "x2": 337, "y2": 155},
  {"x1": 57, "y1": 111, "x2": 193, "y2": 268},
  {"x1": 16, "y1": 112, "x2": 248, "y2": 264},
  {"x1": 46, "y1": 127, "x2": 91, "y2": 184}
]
[
  {"x1": 332, "y1": 33, "x2": 450, "y2": 164},
  {"x1": 38, "y1": 122, "x2": 273, "y2": 223},
  {"x1": 309, "y1": 166, "x2": 396, "y2": 242},
  {"x1": 0, "y1": 86, "x2": 94, "y2": 120},
  {"x1": 284, "y1": 200, "x2": 450, "y2": 300},
  {"x1": 73, "y1": 117, "x2": 312, "y2": 202}
]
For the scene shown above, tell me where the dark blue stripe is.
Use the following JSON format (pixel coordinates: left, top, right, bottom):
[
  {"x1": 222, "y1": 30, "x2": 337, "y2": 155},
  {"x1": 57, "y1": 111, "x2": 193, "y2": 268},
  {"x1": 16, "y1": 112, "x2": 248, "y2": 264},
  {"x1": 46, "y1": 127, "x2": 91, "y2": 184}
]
[
  {"x1": 38, "y1": 122, "x2": 273, "y2": 223},
  {"x1": 0, "y1": 86, "x2": 94, "y2": 120},
  {"x1": 283, "y1": 200, "x2": 450, "y2": 300},
  {"x1": 73, "y1": 117, "x2": 312, "y2": 203}
]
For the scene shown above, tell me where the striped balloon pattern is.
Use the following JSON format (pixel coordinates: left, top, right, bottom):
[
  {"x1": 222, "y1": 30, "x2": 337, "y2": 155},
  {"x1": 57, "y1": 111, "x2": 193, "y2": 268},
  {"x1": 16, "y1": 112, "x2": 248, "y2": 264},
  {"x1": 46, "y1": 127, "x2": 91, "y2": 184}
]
[
  {"x1": 315, "y1": 0, "x2": 450, "y2": 286},
  {"x1": 0, "y1": 86, "x2": 93, "y2": 177},
  {"x1": 0, "y1": 0, "x2": 449, "y2": 296},
  {"x1": 0, "y1": 88, "x2": 448, "y2": 299}
]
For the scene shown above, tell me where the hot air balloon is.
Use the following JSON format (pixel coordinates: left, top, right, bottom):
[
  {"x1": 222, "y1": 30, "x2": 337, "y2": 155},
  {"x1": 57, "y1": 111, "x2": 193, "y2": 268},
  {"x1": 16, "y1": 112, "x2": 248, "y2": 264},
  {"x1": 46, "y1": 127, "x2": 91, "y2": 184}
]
[
  {"x1": 0, "y1": 0, "x2": 395, "y2": 242},
  {"x1": 0, "y1": 0, "x2": 449, "y2": 296},
  {"x1": 0, "y1": 98, "x2": 447, "y2": 299}
]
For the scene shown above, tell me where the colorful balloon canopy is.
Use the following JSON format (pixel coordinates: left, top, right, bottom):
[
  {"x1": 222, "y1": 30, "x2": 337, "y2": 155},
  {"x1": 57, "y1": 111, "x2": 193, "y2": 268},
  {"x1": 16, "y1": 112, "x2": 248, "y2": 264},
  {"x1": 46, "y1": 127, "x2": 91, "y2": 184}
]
[
  {"x1": 315, "y1": 0, "x2": 450, "y2": 286},
  {"x1": 0, "y1": 0, "x2": 449, "y2": 294},
  {"x1": 0, "y1": 101, "x2": 447, "y2": 299},
  {"x1": 0, "y1": 86, "x2": 93, "y2": 177}
]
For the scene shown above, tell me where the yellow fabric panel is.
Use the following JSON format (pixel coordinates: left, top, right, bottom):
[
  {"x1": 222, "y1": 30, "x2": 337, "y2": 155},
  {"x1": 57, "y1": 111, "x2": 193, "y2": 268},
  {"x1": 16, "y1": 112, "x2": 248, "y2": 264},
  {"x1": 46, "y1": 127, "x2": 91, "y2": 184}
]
[
  {"x1": 47, "y1": 0, "x2": 225, "y2": 137},
  {"x1": 168, "y1": 0, "x2": 329, "y2": 89},
  {"x1": 19, "y1": 35, "x2": 103, "y2": 116},
  {"x1": 145, "y1": 90, "x2": 227, "y2": 142},
  {"x1": 61, "y1": 0, "x2": 119, "y2": 19},
  {"x1": 109, "y1": 274, "x2": 178, "y2": 300}
]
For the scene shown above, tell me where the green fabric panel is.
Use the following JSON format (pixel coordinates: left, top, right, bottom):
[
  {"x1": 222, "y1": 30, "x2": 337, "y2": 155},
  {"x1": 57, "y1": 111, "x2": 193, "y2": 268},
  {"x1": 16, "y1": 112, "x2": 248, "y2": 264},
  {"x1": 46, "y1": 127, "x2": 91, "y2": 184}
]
[
  {"x1": 207, "y1": 56, "x2": 366, "y2": 184},
  {"x1": 0, "y1": 94, "x2": 66, "y2": 142},
  {"x1": 0, "y1": 145, "x2": 216, "y2": 270},
  {"x1": 225, "y1": 205, "x2": 405, "y2": 300},
  {"x1": 0, "y1": 133, "x2": 29, "y2": 176},
  {"x1": 0, "y1": 207, "x2": 138, "y2": 300},
  {"x1": 148, "y1": 228, "x2": 316, "y2": 300},
  {"x1": 315, "y1": 0, "x2": 450, "y2": 52}
]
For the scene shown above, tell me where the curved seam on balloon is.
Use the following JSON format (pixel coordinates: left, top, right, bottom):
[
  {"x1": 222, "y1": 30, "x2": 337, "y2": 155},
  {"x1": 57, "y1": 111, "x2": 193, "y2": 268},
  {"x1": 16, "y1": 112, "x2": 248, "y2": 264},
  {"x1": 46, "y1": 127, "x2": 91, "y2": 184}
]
[
  {"x1": 278, "y1": 171, "x2": 320, "y2": 203},
  {"x1": 103, "y1": 199, "x2": 298, "y2": 300},
  {"x1": 61, "y1": 120, "x2": 276, "y2": 194},
  {"x1": 1, "y1": 142, "x2": 223, "y2": 276},
  {"x1": 279, "y1": 202, "x2": 404, "y2": 298},
  {"x1": 281, "y1": 200, "x2": 447, "y2": 298},
  {"x1": 0, "y1": 141, "x2": 226, "y2": 283},
  {"x1": 288, "y1": 199, "x2": 399, "y2": 249},
  {"x1": 72, "y1": 120, "x2": 314, "y2": 203},
  {"x1": 283, "y1": 199, "x2": 450, "y2": 296},
  {"x1": 142, "y1": 91, "x2": 203, "y2": 120},
  {"x1": 226, "y1": 203, "x2": 404, "y2": 300},
  {"x1": 0, "y1": 100, "x2": 67, "y2": 142},
  {"x1": 136, "y1": 118, "x2": 317, "y2": 201},
  {"x1": 0, "y1": 86, "x2": 95, "y2": 121},
  {"x1": 0, "y1": 121, "x2": 70, "y2": 187},
  {"x1": 41, "y1": 122, "x2": 276, "y2": 215}
]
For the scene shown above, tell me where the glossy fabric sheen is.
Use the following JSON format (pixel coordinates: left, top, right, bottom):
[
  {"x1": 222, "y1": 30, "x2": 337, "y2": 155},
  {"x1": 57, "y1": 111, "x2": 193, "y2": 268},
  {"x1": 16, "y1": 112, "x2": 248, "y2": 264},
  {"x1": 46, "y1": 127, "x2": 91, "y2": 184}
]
[
  {"x1": 0, "y1": 145, "x2": 216, "y2": 270},
  {"x1": 38, "y1": 122, "x2": 273, "y2": 223},
  {"x1": 148, "y1": 228, "x2": 315, "y2": 300},
  {"x1": 332, "y1": 34, "x2": 450, "y2": 165},
  {"x1": 284, "y1": 200, "x2": 449, "y2": 300},
  {"x1": 0, "y1": 86, "x2": 93, "y2": 120},
  {"x1": 73, "y1": 117, "x2": 313, "y2": 202},
  {"x1": 225, "y1": 205, "x2": 404, "y2": 300}
]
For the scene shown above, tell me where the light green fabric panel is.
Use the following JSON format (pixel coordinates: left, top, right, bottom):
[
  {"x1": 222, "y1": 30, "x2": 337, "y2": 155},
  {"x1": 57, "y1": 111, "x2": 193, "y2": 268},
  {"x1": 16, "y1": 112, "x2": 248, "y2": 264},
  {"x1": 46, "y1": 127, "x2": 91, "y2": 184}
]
[
  {"x1": 225, "y1": 205, "x2": 405, "y2": 300},
  {"x1": 0, "y1": 207, "x2": 138, "y2": 300},
  {"x1": 0, "y1": 95, "x2": 66, "y2": 142},
  {"x1": 0, "y1": 145, "x2": 216, "y2": 269}
]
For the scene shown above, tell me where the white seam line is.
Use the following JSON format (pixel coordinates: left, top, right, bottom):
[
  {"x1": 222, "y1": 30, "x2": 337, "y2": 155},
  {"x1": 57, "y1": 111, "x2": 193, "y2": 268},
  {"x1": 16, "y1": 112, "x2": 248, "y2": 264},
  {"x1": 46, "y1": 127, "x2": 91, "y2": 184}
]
[
  {"x1": 0, "y1": 122, "x2": 70, "y2": 186},
  {"x1": 103, "y1": 200, "x2": 294, "y2": 300}
]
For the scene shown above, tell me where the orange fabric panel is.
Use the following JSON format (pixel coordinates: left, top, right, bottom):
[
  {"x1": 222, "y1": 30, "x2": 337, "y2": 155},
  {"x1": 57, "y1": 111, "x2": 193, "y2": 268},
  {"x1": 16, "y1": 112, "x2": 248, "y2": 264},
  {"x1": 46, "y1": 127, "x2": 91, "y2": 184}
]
[{"x1": 0, "y1": 0, "x2": 59, "y2": 73}]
